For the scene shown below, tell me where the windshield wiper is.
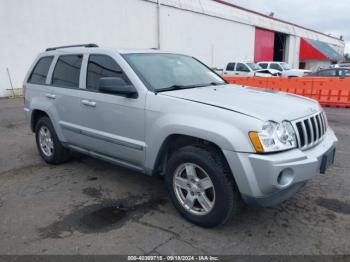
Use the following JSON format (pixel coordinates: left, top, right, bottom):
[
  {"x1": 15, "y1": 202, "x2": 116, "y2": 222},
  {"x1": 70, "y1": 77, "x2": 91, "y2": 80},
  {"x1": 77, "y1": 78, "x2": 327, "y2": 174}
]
[
  {"x1": 155, "y1": 82, "x2": 227, "y2": 93},
  {"x1": 155, "y1": 84, "x2": 208, "y2": 93},
  {"x1": 208, "y1": 82, "x2": 227, "y2": 86}
]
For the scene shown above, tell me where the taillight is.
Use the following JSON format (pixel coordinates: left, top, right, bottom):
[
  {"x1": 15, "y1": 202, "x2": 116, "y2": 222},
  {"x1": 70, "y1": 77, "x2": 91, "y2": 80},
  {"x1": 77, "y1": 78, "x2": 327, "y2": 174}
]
[{"x1": 23, "y1": 84, "x2": 26, "y2": 104}]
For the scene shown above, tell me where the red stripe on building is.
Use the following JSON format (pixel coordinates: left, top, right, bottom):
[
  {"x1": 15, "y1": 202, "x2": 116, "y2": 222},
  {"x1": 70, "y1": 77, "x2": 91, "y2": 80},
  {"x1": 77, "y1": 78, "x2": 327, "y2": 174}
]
[{"x1": 299, "y1": 38, "x2": 327, "y2": 61}]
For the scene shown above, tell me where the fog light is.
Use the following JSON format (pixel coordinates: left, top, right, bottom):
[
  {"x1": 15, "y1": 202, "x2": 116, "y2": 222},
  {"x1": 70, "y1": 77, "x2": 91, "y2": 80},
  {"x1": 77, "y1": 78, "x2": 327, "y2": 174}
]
[{"x1": 277, "y1": 168, "x2": 294, "y2": 187}]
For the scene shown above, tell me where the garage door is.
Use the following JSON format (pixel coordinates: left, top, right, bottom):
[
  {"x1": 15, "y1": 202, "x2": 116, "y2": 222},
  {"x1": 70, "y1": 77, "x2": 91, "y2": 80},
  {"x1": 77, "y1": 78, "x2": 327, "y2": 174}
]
[{"x1": 254, "y1": 28, "x2": 274, "y2": 62}]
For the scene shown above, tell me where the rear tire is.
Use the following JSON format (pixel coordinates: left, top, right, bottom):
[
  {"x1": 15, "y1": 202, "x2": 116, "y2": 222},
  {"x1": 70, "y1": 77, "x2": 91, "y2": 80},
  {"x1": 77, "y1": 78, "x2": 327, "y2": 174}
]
[
  {"x1": 35, "y1": 116, "x2": 70, "y2": 164},
  {"x1": 165, "y1": 145, "x2": 241, "y2": 227}
]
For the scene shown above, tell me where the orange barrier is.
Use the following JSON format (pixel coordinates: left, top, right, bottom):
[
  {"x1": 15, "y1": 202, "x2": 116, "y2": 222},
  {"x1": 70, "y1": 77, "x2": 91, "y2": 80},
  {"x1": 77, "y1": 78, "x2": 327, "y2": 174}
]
[{"x1": 224, "y1": 76, "x2": 350, "y2": 108}]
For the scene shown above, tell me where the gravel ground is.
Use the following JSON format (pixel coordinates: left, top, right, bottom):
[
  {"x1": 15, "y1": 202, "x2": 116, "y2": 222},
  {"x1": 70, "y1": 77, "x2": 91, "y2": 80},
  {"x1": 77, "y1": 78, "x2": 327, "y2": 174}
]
[{"x1": 0, "y1": 98, "x2": 349, "y2": 255}]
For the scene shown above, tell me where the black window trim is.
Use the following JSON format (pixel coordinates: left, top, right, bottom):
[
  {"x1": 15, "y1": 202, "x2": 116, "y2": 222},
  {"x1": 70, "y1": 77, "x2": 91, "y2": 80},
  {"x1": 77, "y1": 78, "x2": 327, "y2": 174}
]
[
  {"x1": 27, "y1": 55, "x2": 54, "y2": 86},
  {"x1": 50, "y1": 54, "x2": 84, "y2": 89},
  {"x1": 84, "y1": 54, "x2": 133, "y2": 95}
]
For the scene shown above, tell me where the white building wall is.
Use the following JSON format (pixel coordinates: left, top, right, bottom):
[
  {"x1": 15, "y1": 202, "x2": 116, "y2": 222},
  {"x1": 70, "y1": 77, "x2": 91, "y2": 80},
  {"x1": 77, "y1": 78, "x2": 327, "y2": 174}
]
[
  {"x1": 160, "y1": 5, "x2": 255, "y2": 68},
  {"x1": 0, "y1": 0, "x2": 345, "y2": 97},
  {"x1": 285, "y1": 35, "x2": 301, "y2": 69},
  {"x1": 161, "y1": 0, "x2": 345, "y2": 47},
  {"x1": 0, "y1": 0, "x2": 158, "y2": 97}
]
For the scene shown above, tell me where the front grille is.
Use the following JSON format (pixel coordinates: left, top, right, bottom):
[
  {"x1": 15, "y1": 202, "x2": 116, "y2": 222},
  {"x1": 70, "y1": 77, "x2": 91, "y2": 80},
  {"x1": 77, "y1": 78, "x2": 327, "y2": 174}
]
[{"x1": 293, "y1": 111, "x2": 327, "y2": 150}]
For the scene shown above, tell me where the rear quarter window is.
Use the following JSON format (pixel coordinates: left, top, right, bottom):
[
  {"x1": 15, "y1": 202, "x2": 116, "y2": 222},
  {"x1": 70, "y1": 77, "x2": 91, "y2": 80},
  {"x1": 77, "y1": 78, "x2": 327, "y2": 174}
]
[{"x1": 28, "y1": 56, "x2": 54, "y2": 84}]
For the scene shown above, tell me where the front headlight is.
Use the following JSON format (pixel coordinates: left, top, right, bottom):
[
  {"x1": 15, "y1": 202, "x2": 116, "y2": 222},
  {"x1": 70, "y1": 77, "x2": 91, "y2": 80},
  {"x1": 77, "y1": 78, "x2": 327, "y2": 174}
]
[{"x1": 249, "y1": 121, "x2": 297, "y2": 153}]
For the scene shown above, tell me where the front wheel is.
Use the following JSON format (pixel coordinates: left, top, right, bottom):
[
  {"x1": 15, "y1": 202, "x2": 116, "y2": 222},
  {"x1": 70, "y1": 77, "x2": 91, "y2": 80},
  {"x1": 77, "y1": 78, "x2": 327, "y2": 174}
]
[{"x1": 165, "y1": 145, "x2": 241, "y2": 227}]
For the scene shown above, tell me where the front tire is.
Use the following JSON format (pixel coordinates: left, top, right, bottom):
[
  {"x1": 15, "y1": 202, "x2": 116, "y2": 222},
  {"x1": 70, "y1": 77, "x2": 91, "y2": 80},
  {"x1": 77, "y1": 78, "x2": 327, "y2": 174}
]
[
  {"x1": 165, "y1": 145, "x2": 241, "y2": 227},
  {"x1": 35, "y1": 116, "x2": 70, "y2": 164}
]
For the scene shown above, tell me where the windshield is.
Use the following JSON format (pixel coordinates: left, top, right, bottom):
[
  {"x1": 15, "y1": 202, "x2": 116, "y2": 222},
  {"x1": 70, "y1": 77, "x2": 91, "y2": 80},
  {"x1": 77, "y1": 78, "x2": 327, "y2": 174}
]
[
  {"x1": 123, "y1": 53, "x2": 225, "y2": 92},
  {"x1": 246, "y1": 63, "x2": 262, "y2": 71},
  {"x1": 280, "y1": 62, "x2": 291, "y2": 70}
]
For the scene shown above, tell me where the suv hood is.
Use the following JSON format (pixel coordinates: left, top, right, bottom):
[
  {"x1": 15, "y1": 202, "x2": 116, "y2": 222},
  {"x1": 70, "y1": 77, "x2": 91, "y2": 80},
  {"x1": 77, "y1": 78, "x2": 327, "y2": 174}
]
[{"x1": 161, "y1": 84, "x2": 320, "y2": 122}]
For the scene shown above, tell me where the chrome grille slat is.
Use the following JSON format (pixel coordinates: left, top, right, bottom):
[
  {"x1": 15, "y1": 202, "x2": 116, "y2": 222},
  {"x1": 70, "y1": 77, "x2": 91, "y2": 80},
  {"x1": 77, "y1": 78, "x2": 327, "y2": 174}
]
[
  {"x1": 307, "y1": 118, "x2": 314, "y2": 146},
  {"x1": 316, "y1": 114, "x2": 322, "y2": 138},
  {"x1": 294, "y1": 122, "x2": 302, "y2": 148},
  {"x1": 320, "y1": 113, "x2": 325, "y2": 135},
  {"x1": 314, "y1": 116, "x2": 319, "y2": 142},
  {"x1": 321, "y1": 114, "x2": 325, "y2": 135},
  {"x1": 293, "y1": 111, "x2": 327, "y2": 150},
  {"x1": 322, "y1": 112, "x2": 328, "y2": 133},
  {"x1": 301, "y1": 121, "x2": 308, "y2": 149}
]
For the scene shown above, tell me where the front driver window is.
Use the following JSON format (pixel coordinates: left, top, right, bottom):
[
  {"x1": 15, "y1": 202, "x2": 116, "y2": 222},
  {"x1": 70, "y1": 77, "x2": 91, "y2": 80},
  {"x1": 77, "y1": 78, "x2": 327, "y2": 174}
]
[
  {"x1": 270, "y1": 63, "x2": 283, "y2": 71},
  {"x1": 259, "y1": 63, "x2": 268, "y2": 69},
  {"x1": 236, "y1": 63, "x2": 250, "y2": 72},
  {"x1": 86, "y1": 55, "x2": 131, "y2": 91}
]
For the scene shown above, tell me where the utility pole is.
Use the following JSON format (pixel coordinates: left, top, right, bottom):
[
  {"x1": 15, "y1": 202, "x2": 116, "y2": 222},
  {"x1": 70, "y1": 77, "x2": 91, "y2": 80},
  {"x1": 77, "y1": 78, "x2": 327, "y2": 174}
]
[{"x1": 157, "y1": 0, "x2": 161, "y2": 49}]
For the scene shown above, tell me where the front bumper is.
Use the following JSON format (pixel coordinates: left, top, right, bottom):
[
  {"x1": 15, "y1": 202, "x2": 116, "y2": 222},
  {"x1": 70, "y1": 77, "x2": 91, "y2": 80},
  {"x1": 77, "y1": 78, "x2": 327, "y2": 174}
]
[{"x1": 223, "y1": 128, "x2": 337, "y2": 207}]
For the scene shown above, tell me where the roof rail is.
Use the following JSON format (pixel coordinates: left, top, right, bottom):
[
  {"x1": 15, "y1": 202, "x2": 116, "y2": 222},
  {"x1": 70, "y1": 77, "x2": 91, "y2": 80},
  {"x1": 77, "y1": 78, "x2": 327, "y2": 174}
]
[{"x1": 45, "y1": 43, "x2": 98, "y2": 51}]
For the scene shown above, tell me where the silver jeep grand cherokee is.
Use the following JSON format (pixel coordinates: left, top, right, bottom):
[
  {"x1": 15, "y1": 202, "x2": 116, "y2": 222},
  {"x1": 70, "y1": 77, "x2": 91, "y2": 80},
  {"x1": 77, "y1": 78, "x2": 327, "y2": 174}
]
[{"x1": 24, "y1": 44, "x2": 337, "y2": 227}]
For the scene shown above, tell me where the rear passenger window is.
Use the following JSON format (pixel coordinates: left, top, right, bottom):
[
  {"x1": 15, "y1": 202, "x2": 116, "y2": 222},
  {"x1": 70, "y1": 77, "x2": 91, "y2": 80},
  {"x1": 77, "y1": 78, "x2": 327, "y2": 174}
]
[
  {"x1": 86, "y1": 55, "x2": 130, "y2": 91},
  {"x1": 52, "y1": 55, "x2": 83, "y2": 88},
  {"x1": 226, "y1": 63, "x2": 235, "y2": 71},
  {"x1": 28, "y1": 56, "x2": 53, "y2": 84}
]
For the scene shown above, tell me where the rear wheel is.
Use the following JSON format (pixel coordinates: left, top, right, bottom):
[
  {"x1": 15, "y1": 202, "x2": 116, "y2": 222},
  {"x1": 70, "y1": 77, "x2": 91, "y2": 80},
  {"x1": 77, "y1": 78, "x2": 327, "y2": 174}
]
[
  {"x1": 35, "y1": 116, "x2": 70, "y2": 164},
  {"x1": 165, "y1": 145, "x2": 241, "y2": 227}
]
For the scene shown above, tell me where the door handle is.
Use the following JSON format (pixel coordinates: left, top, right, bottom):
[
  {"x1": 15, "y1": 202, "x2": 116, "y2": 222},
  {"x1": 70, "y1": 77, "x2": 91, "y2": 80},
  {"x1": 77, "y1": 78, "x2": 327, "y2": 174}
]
[
  {"x1": 81, "y1": 99, "x2": 97, "y2": 107},
  {"x1": 45, "y1": 93, "x2": 56, "y2": 99}
]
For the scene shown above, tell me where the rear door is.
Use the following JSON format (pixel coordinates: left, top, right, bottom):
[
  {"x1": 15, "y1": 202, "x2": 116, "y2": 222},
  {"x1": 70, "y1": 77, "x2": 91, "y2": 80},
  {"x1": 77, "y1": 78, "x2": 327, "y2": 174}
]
[
  {"x1": 48, "y1": 54, "x2": 84, "y2": 144},
  {"x1": 223, "y1": 63, "x2": 236, "y2": 76},
  {"x1": 78, "y1": 53, "x2": 146, "y2": 168}
]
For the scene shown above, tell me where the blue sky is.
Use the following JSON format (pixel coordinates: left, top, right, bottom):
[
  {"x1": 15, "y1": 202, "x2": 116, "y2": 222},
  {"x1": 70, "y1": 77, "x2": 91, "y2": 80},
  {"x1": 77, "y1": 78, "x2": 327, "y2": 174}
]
[{"x1": 224, "y1": 0, "x2": 349, "y2": 54}]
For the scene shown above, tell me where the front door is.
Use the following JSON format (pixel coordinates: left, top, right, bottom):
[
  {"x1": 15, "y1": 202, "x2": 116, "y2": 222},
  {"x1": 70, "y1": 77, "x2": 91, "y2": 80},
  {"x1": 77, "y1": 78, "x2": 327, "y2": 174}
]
[
  {"x1": 79, "y1": 54, "x2": 146, "y2": 168},
  {"x1": 235, "y1": 63, "x2": 252, "y2": 76}
]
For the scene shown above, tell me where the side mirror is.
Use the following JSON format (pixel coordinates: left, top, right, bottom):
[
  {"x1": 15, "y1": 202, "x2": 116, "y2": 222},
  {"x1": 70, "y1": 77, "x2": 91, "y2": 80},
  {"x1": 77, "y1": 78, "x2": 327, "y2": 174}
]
[{"x1": 98, "y1": 77, "x2": 137, "y2": 97}]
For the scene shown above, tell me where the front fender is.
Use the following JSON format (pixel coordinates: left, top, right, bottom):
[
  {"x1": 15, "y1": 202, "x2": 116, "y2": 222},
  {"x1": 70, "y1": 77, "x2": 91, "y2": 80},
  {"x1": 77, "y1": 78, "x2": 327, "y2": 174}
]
[{"x1": 144, "y1": 113, "x2": 260, "y2": 172}]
